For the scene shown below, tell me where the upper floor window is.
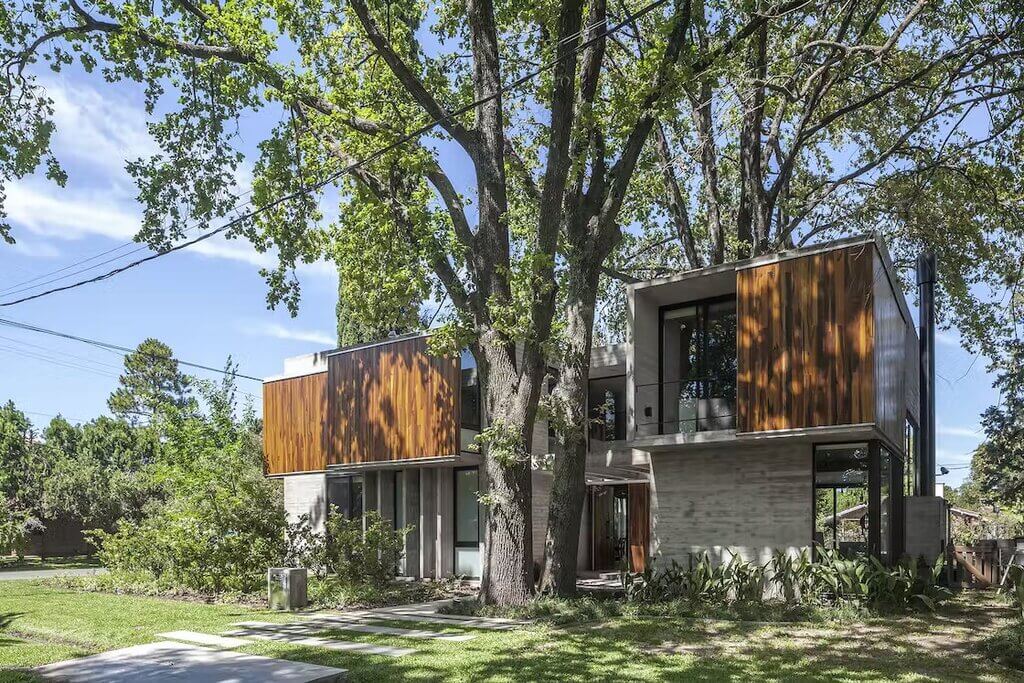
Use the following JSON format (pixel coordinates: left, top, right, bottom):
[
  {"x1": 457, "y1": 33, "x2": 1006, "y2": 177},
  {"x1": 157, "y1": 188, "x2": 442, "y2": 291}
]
[
  {"x1": 460, "y1": 350, "x2": 480, "y2": 430},
  {"x1": 659, "y1": 297, "x2": 737, "y2": 433},
  {"x1": 588, "y1": 375, "x2": 626, "y2": 442}
]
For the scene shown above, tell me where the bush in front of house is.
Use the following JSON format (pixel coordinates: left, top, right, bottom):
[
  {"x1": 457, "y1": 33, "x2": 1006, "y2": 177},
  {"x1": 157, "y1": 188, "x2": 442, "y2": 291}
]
[
  {"x1": 89, "y1": 472, "x2": 287, "y2": 594},
  {"x1": 287, "y1": 509, "x2": 410, "y2": 589},
  {"x1": 622, "y1": 547, "x2": 950, "y2": 612}
]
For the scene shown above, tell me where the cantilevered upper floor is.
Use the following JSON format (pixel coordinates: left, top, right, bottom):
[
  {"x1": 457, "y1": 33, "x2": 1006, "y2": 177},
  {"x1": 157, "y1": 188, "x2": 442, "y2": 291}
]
[
  {"x1": 262, "y1": 233, "x2": 919, "y2": 475},
  {"x1": 625, "y1": 233, "x2": 918, "y2": 454}
]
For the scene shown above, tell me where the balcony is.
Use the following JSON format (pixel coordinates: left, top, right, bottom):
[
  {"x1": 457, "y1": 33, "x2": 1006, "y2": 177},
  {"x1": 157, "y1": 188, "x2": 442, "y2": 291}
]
[{"x1": 634, "y1": 378, "x2": 736, "y2": 437}]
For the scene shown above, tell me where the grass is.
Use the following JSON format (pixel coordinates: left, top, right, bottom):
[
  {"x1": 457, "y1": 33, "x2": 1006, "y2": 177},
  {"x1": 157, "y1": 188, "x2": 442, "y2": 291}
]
[
  {"x1": 0, "y1": 556, "x2": 100, "y2": 572},
  {"x1": 1, "y1": 581, "x2": 1022, "y2": 681}
]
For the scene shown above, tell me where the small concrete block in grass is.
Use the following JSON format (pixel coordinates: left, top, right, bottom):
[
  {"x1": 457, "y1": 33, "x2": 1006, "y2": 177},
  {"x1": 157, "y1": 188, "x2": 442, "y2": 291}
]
[{"x1": 35, "y1": 640, "x2": 346, "y2": 682}]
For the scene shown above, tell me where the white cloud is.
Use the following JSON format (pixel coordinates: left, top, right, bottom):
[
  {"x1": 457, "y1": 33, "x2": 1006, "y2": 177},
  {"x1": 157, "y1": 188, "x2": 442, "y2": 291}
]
[
  {"x1": 6, "y1": 180, "x2": 335, "y2": 280},
  {"x1": 935, "y1": 330, "x2": 960, "y2": 347},
  {"x1": 5, "y1": 77, "x2": 335, "y2": 281},
  {"x1": 6, "y1": 182, "x2": 139, "y2": 242},
  {"x1": 241, "y1": 321, "x2": 335, "y2": 347},
  {"x1": 44, "y1": 76, "x2": 159, "y2": 177}
]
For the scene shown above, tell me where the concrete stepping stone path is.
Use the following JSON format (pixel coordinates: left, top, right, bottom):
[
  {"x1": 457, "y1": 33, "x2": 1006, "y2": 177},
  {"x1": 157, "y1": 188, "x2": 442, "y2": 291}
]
[
  {"x1": 35, "y1": 640, "x2": 346, "y2": 682},
  {"x1": 309, "y1": 610, "x2": 528, "y2": 631},
  {"x1": 156, "y1": 630, "x2": 252, "y2": 649},
  {"x1": 295, "y1": 617, "x2": 477, "y2": 641},
  {"x1": 226, "y1": 624, "x2": 416, "y2": 657}
]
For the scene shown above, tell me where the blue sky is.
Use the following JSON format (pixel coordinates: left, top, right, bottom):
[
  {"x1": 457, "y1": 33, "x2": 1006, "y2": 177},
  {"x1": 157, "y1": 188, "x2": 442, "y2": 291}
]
[{"x1": 0, "y1": 67, "x2": 998, "y2": 487}]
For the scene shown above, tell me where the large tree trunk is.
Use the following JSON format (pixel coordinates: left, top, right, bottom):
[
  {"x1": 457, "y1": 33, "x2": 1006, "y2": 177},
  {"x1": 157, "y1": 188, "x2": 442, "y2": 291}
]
[
  {"x1": 538, "y1": 251, "x2": 602, "y2": 596},
  {"x1": 477, "y1": 334, "x2": 542, "y2": 606}
]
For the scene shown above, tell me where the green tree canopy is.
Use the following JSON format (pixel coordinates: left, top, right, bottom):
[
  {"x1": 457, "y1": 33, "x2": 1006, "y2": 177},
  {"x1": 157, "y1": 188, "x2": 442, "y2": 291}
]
[{"x1": 107, "y1": 338, "x2": 193, "y2": 423}]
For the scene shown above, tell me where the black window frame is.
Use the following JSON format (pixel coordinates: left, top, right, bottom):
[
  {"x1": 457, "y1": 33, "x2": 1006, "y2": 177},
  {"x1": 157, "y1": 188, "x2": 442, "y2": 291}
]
[
  {"x1": 327, "y1": 474, "x2": 364, "y2": 520},
  {"x1": 588, "y1": 374, "x2": 627, "y2": 442},
  {"x1": 657, "y1": 294, "x2": 737, "y2": 435},
  {"x1": 811, "y1": 439, "x2": 905, "y2": 565},
  {"x1": 453, "y1": 466, "x2": 481, "y2": 577}
]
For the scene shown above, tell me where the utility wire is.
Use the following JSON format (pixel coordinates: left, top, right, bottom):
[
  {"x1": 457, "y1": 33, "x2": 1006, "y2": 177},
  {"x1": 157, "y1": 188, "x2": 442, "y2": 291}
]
[
  {"x1": 0, "y1": 317, "x2": 263, "y2": 382},
  {"x1": 0, "y1": 0, "x2": 675, "y2": 308}
]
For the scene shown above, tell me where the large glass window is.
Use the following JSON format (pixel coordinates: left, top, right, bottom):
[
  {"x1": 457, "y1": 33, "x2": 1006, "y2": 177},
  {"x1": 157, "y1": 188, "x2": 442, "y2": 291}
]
[
  {"x1": 814, "y1": 444, "x2": 869, "y2": 558},
  {"x1": 879, "y1": 446, "x2": 892, "y2": 563},
  {"x1": 461, "y1": 371, "x2": 480, "y2": 429},
  {"x1": 589, "y1": 375, "x2": 626, "y2": 442},
  {"x1": 659, "y1": 298, "x2": 737, "y2": 434},
  {"x1": 454, "y1": 467, "x2": 481, "y2": 577},
  {"x1": 904, "y1": 417, "x2": 919, "y2": 496},
  {"x1": 327, "y1": 475, "x2": 363, "y2": 520}
]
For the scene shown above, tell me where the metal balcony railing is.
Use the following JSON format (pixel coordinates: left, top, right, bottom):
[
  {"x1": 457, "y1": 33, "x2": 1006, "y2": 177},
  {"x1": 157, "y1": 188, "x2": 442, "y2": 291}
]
[{"x1": 634, "y1": 378, "x2": 736, "y2": 435}]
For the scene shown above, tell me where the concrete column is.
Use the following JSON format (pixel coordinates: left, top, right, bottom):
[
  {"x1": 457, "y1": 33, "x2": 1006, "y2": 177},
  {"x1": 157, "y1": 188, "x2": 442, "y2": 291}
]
[
  {"x1": 402, "y1": 470, "x2": 421, "y2": 577},
  {"x1": 282, "y1": 473, "x2": 327, "y2": 534},
  {"x1": 436, "y1": 467, "x2": 454, "y2": 577},
  {"x1": 419, "y1": 468, "x2": 437, "y2": 579}
]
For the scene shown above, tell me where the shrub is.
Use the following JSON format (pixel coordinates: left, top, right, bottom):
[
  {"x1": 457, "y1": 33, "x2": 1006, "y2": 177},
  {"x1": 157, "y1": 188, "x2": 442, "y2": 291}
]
[
  {"x1": 0, "y1": 507, "x2": 42, "y2": 560},
  {"x1": 623, "y1": 547, "x2": 950, "y2": 612},
  {"x1": 812, "y1": 548, "x2": 950, "y2": 611},
  {"x1": 287, "y1": 508, "x2": 410, "y2": 589},
  {"x1": 90, "y1": 475, "x2": 286, "y2": 594}
]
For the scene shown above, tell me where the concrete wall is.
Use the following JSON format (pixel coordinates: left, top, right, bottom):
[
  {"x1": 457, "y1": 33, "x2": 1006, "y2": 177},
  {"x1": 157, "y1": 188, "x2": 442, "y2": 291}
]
[
  {"x1": 905, "y1": 496, "x2": 947, "y2": 561},
  {"x1": 282, "y1": 473, "x2": 328, "y2": 534},
  {"x1": 650, "y1": 443, "x2": 812, "y2": 565}
]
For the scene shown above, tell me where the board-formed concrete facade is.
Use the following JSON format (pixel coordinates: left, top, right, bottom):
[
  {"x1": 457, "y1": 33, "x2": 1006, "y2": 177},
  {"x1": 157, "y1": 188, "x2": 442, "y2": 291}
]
[
  {"x1": 649, "y1": 444, "x2": 812, "y2": 566},
  {"x1": 266, "y1": 234, "x2": 932, "y2": 578}
]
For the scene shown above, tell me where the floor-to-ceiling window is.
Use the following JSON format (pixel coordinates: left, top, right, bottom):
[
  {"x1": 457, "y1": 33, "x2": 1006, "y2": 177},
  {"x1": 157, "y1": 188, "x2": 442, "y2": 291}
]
[
  {"x1": 588, "y1": 375, "x2": 626, "y2": 442},
  {"x1": 327, "y1": 475, "x2": 364, "y2": 520},
  {"x1": 905, "y1": 416, "x2": 919, "y2": 496},
  {"x1": 454, "y1": 467, "x2": 481, "y2": 577},
  {"x1": 814, "y1": 443, "x2": 870, "y2": 557},
  {"x1": 813, "y1": 441, "x2": 904, "y2": 563},
  {"x1": 659, "y1": 298, "x2": 737, "y2": 434},
  {"x1": 461, "y1": 350, "x2": 480, "y2": 430}
]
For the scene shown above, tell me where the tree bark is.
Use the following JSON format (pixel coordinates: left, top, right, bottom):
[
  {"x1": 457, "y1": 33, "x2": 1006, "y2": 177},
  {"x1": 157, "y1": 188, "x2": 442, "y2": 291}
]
[
  {"x1": 538, "y1": 253, "x2": 601, "y2": 596},
  {"x1": 477, "y1": 334, "x2": 540, "y2": 606}
]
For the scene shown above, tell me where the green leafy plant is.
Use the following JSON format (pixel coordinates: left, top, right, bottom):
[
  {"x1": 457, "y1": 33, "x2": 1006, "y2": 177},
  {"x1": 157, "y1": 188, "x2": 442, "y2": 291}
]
[
  {"x1": 287, "y1": 508, "x2": 411, "y2": 590},
  {"x1": 624, "y1": 547, "x2": 950, "y2": 612}
]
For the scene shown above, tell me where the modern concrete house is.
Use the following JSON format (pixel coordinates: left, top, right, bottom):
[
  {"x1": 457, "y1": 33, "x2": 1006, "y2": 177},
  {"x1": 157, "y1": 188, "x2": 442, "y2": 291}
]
[{"x1": 262, "y1": 234, "x2": 945, "y2": 579}]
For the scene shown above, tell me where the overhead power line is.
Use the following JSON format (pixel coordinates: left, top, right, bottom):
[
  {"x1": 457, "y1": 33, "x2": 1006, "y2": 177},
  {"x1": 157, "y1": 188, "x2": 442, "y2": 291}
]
[
  {"x1": 0, "y1": 317, "x2": 264, "y2": 383},
  {"x1": 0, "y1": 0, "x2": 674, "y2": 308}
]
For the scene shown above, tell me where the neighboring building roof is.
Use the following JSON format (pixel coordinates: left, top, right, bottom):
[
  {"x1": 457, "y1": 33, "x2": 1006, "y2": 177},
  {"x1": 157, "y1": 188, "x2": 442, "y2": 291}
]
[{"x1": 822, "y1": 502, "x2": 985, "y2": 527}]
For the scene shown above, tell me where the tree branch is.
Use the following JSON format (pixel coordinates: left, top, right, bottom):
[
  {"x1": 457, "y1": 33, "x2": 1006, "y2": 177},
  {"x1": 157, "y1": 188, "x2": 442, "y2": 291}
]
[{"x1": 348, "y1": 0, "x2": 476, "y2": 153}]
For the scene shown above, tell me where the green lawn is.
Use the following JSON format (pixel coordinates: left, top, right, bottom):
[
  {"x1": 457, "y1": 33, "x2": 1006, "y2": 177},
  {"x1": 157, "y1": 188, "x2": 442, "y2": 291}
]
[
  {"x1": 1, "y1": 581, "x2": 1022, "y2": 682},
  {"x1": 0, "y1": 556, "x2": 101, "y2": 572}
]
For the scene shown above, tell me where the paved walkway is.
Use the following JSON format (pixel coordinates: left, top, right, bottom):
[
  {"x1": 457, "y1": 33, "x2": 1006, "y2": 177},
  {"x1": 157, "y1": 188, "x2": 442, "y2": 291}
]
[
  {"x1": 0, "y1": 567, "x2": 107, "y2": 581},
  {"x1": 35, "y1": 641, "x2": 345, "y2": 682},
  {"x1": 34, "y1": 598, "x2": 532, "y2": 681}
]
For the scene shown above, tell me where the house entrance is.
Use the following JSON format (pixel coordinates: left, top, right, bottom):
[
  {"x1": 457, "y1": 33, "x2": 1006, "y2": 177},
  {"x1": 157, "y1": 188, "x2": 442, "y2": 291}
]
[{"x1": 590, "y1": 483, "x2": 649, "y2": 572}]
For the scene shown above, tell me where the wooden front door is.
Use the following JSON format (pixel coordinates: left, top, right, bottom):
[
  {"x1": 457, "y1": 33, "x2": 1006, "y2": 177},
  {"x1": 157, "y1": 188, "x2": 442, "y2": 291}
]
[
  {"x1": 628, "y1": 483, "x2": 650, "y2": 572},
  {"x1": 591, "y1": 486, "x2": 614, "y2": 570},
  {"x1": 590, "y1": 484, "x2": 650, "y2": 572}
]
